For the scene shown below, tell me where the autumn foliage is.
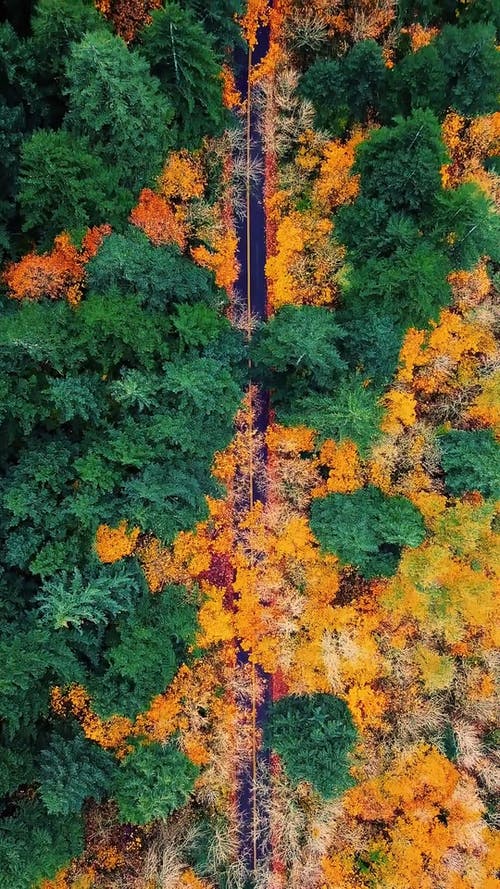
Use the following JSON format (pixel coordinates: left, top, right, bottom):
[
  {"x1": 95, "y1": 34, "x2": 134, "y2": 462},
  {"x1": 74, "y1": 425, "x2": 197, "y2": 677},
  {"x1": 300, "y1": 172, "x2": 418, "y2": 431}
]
[{"x1": 3, "y1": 226, "x2": 111, "y2": 304}]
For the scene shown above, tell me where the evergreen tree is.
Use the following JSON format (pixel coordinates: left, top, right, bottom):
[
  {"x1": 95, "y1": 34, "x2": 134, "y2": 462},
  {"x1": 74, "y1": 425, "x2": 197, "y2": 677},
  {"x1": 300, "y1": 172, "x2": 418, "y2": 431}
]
[
  {"x1": 310, "y1": 486, "x2": 426, "y2": 578},
  {"x1": 265, "y1": 694, "x2": 357, "y2": 798},
  {"x1": 64, "y1": 31, "x2": 174, "y2": 191},
  {"x1": 112, "y1": 742, "x2": 199, "y2": 825},
  {"x1": 139, "y1": 2, "x2": 227, "y2": 146}
]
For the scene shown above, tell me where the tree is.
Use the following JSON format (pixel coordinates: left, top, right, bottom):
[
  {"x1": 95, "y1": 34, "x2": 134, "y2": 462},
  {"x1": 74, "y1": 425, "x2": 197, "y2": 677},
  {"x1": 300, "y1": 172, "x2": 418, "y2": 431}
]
[
  {"x1": 138, "y1": 2, "x2": 226, "y2": 146},
  {"x1": 89, "y1": 583, "x2": 198, "y2": 718},
  {"x1": 436, "y1": 23, "x2": 500, "y2": 117},
  {"x1": 341, "y1": 241, "x2": 452, "y2": 328},
  {"x1": 264, "y1": 694, "x2": 357, "y2": 798},
  {"x1": 310, "y1": 486, "x2": 426, "y2": 578},
  {"x1": 250, "y1": 305, "x2": 347, "y2": 399},
  {"x1": 0, "y1": 801, "x2": 84, "y2": 889},
  {"x1": 36, "y1": 561, "x2": 145, "y2": 630},
  {"x1": 385, "y1": 43, "x2": 447, "y2": 119},
  {"x1": 430, "y1": 182, "x2": 500, "y2": 270},
  {"x1": 439, "y1": 429, "x2": 500, "y2": 498},
  {"x1": 64, "y1": 31, "x2": 174, "y2": 191},
  {"x1": 353, "y1": 109, "x2": 448, "y2": 215},
  {"x1": 38, "y1": 732, "x2": 117, "y2": 815},
  {"x1": 298, "y1": 59, "x2": 349, "y2": 136},
  {"x1": 341, "y1": 40, "x2": 387, "y2": 124},
  {"x1": 86, "y1": 228, "x2": 223, "y2": 312},
  {"x1": 111, "y1": 741, "x2": 199, "y2": 824},
  {"x1": 18, "y1": 130, "x2": 129, "y2": 247},
  {"x1": 30, "y1": 0, "x2": 107, "y2": 125},
  {"x1": 281, "y1": 377, "x2": 384, "y2": 455},
  {"x1": 180, "y1": 0, "x2": 243, "y2": 53}
]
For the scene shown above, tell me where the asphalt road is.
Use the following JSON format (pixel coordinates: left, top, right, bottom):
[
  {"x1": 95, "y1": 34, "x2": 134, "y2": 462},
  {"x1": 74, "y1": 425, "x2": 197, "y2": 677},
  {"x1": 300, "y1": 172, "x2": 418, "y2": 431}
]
[{"x1": 234, "y1": 23, "x2": 271, "y2": 876}]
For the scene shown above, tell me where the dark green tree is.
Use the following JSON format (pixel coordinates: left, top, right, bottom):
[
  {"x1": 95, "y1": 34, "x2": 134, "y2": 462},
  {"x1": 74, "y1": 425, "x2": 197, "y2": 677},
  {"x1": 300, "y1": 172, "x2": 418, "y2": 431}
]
[
  {"x1": 310, "y1": 486, "x2": 426, "y2": 578},
  {"x1": 180, "y1": 0, "x2": 243, "y2": 52},
  {"x1": 0, "y1": 801, "x2": 84, "y2": 889},
  {"x1": 86, "y1": 228, "x2": 223, "y2": 312},
  {"x1": 64, "y1": 31, "x2": 174, "y2": 190},
  {"x1": 38, "y1": 732, "x2": 117, "y2": 815},
  {"x1": 89, "y1": 584, "x2": 198, "y2": 718},
  {"x1": 250, "y1": 305, "x2": 347, "y2": 398},
  {"x1": 436, "y1": 23, "x2": 500, "y2": 117},
  {"x1": 18, "y1": 130, "x2": 130, "y2": 247},
  {"x1": 264, "y1": 694, "x2": 357, "y2": 798},
  {"x1": 341, "y1": 40, "x2": 387, "y2": 123},
  {"x1": 439, "y1": 430, "x2": 500, "y2": 498},
  {"x1": 353, "y1": 109, "x2": 448, "y2": 215},
  {"x1": 430, "y1": 183, "x2": 500, "y2": 270},
  {"x1": 384, "y1": 43, "x2": 447, "y2": 119},
  {"x1": 298, "y1": 59, "x2": 350, "y2": 136},
  {"x1": 111, "y1": 742, "x2": 199, "y2": 825},
  {"x1": 139, "y1": 2, "x2": 226, "y2": 146},
  {"x1": 279, "y1": 376, "x2": 384, "y2": 456}
]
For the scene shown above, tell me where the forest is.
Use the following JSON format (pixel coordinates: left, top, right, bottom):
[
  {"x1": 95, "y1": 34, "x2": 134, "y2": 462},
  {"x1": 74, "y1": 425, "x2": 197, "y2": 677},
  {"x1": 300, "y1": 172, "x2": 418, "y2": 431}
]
[{"x1": 0, "y1": 0, "x2": 498, "y2": 888}]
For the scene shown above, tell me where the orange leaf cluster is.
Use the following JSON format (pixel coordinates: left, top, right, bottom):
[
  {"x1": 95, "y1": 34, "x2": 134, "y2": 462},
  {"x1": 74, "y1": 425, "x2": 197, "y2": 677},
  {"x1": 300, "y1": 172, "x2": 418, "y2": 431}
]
[
  {"x1": 313, "y1": 438, "x2": 364, "y2": 496},
  {"x1": 381, "y1": 388, "x2": 418, "y2": 435},
  {"x1": 313, "y1": 128, "x2": 364, "y2": 212},
  {"x1": 336, "y1": 744, "x2": 497, "y2": 889},
  {"x1": 51, "y1": 685, "x2": 133, "y2": 754},
  {"x1": 441, "y1": 111, "x2": 500, "y2": 197},
  {"x1": 3, "y1": 226, "x2": 111, "y2": 304},
  {"x1": 221, "y1": 65, "x2": 243, "y2": 110},
  {"x1": 94, "y1": 0, "x2": 162, "y2": 43},
  {"x1": 239, "y1": 0, "x2": 270, "y2": 48},
  {"x1": 397, "y1": 309, "x2": 497, "y2": 400},
  {"x1": 94, "y1": 521, "x2": 140, "y2": 563},
  {"x1": 402, "y1": 22, "x2": 439, "y2": 51},
  {"x1": 265, "y1": 204, "x2": 341, "y2": 310},
  {"x1": 467, "y1": 370, "x2": 500, "y2": 432},
  {"x1": 130, "y1": 188, "x2": 188, "y2": 250}
]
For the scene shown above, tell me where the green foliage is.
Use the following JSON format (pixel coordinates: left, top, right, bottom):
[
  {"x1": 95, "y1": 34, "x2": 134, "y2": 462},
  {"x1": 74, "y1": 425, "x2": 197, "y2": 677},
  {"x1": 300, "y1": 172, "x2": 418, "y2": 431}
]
[
  {"x1": 436, "y1": 23, "x2": 500, "y2": 117},
  {"x1": 86, "y1": 228, "x2": 224, "y2": 312},
  {"x1": 89, "y1": 584, "x2": 198, "y2": 718},
  {"x1": 30, "y1": 0, "x2": 107, "y2": 123},
  {"x1": 112, "y1": 741, "x2": 199, "y2": 824},
  {"x1": 64, "y1": 31, "x2": 174, "y2": 191},
  {"x1": 18, "y1": 130, "x2": 130, "y2": 247},
  {"x1": 279, "y1": 377, "x2": 384, "y2": 456},
  {"x1": 36, "y1": 560, "x2": 146, "y2": 630},
  {"x1": 337, "y1": 310, "x2": 407, "y2": 389},
  {"x1": 439, "y1": 430, "x2": 500, "y2": 498},
  {"x1": 384, "y1": 43, "x2": 447, "y2": 119},
  {"x1": 179, "y1": 0, "x2": 243, "y2": 52},
  {"x1": 0, "y1": 801, "x2": 84, "y2": 889},
  {"x1": 0, "y1": 623, "x2": 84, "y2": 736},
  {"x1": 310, "y1": 486, "x2": 426, "y2": 578},
  {"x1": 430, "y1": 183, "x2": 500, "y2": 270},
  {"x1": 250, "y1": 305, "x2": 347, "y2": 397},
  {"x1": 340, "y1": 40, "x2": 388, "y2": 123},
  {"x1": 264, "y1": 694, "x2": 357, "y2": 798},
  {"x1": 38, "y1": 732, "x2": 117, "y2": 814},
  {"x1": 354, "y1": 109, "x2": 447, "y2": 216},
  {"x1": 299, "y1": 59, "x2": 349, "y2": 136},
  {"x1": 341, "y1": 242, "x2": 451, "y2": 328},
  {"x1": 299, "y1": 41, "x2": 387, "y2": 135},
  {"x1": 139, "y1": 2, "x2": 226, "y2": 146}
]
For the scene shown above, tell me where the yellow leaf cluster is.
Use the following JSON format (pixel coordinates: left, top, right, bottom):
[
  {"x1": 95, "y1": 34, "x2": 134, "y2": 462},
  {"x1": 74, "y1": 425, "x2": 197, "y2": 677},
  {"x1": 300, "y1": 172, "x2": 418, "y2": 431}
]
[{"x1": 158, "y1": 150, "x2": 205, "y2": 201}]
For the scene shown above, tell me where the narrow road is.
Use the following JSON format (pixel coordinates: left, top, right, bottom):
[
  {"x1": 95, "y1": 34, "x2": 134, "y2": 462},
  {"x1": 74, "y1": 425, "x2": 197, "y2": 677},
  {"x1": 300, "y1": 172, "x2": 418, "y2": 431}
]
[{"x1": 234, "y1": 23, "x2": 271, "y2": 879}]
